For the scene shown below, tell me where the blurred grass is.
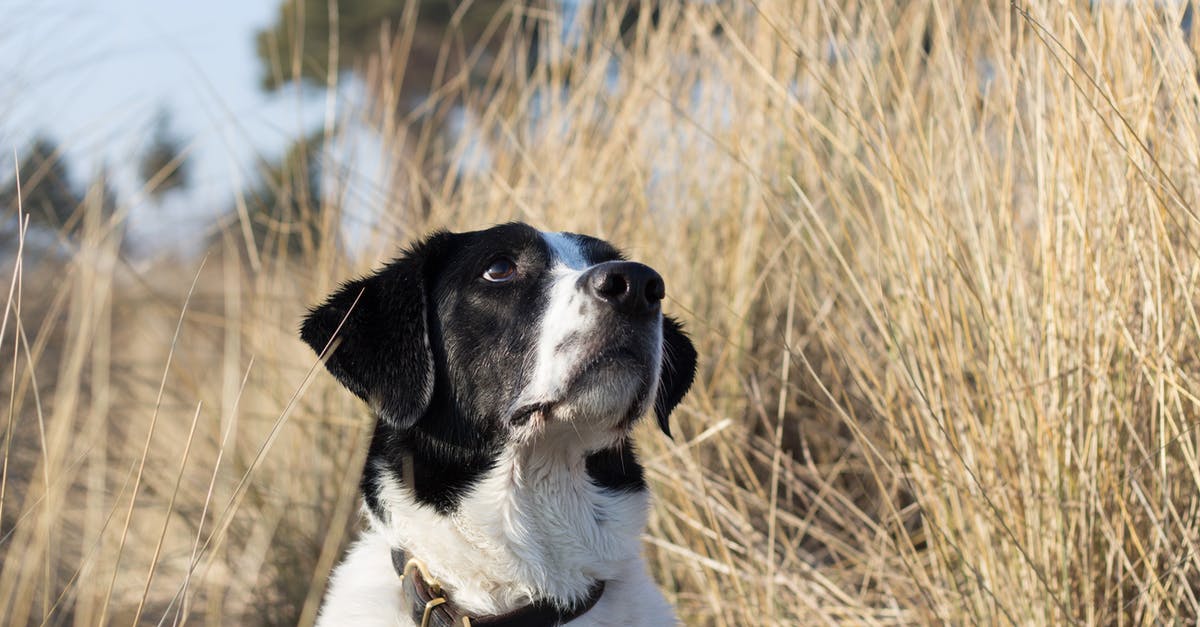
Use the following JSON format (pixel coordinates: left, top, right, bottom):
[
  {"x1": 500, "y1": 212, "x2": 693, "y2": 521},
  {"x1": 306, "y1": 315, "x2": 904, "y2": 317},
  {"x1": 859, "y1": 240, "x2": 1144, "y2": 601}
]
[{"x1": 5, "y1": 0, "x2": 1200, "y2": 624}]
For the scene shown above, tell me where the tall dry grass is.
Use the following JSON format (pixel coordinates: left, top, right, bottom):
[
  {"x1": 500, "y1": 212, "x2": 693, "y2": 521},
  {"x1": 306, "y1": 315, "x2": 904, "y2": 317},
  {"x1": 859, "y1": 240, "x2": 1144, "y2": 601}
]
[{"x1": 3, "y1": 0, "x2": 1200, "y2": 624}]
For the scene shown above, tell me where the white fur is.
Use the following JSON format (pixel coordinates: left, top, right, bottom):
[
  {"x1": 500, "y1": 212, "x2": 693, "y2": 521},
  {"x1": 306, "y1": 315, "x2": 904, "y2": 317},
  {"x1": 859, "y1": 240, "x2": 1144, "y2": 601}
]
[
  {"x1": 518, "y1": 233, "x2": 597, "y2": 408},
  {"x1": 515, "y1": 233, "x2": 662, "y2": 437},
  {"x1": 316, "y1": 230, "x2": 677, "y2": 626},
  {"x1": 542, "y1": 231, "x2": 589, "y2": 270},
  {"x1": 317, "y1": 427, "x2": 677, "y2": 626}
]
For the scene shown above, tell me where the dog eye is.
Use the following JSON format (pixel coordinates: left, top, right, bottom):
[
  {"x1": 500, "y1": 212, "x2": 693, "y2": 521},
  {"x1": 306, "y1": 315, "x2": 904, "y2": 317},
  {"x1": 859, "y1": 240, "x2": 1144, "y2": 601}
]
[{"x1": 482, "y1": 258, "x2": 517, "y2": 283}]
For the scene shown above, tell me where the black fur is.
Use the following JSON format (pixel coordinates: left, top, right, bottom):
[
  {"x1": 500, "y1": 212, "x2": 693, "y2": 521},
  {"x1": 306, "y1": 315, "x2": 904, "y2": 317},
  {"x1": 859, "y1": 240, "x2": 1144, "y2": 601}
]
[
  {"x1": 300, "y1": 232, "x2": 453, "y2": 430},
  {"x1": 301, "y1": 223, "x2": 697, "y2": 514},
  {"x1": 585, "y1": 444, "x2": 646, "y2": 493},
  {"x1": 655, "y1": 316, "x2": 698, "y2": 438}
]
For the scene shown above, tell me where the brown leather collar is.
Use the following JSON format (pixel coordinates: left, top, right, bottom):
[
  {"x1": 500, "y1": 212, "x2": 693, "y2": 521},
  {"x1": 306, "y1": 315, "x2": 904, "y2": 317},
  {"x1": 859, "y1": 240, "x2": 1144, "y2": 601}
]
[{"x1": 391, "y1": 547, "x2": 606, "y2": 627}]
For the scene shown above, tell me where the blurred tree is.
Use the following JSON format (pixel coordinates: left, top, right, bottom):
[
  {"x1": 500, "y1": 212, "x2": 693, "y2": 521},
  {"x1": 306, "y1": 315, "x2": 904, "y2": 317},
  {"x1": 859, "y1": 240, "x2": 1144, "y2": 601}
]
[
  {"x1": 229, "y1": 131, "x2": 332, "y2": 258},
  {"x1": 0, "y1": 134, "x2": 86, "y2": 234},
  {"x1": 242, "y1": 0, "x2": 657, "y2": 262},
  {"x1": 253, "y1": 0, "x2": 661, "y2": 107},
  {"x1": 80, "y1": 163, "x2": 128, "y2": 247},
  {"x1": 138, "y1": 109, "x2": 190, "y2": 200},
  {"x1": 254, "y1": 0, "x2": 509, "y2": 104},
  {"x1": 86, "y1": 163, "x2": 120, "y2": 225},
  {"x1": 247, "y1": 0, "x2": 519, "y2": 263}
]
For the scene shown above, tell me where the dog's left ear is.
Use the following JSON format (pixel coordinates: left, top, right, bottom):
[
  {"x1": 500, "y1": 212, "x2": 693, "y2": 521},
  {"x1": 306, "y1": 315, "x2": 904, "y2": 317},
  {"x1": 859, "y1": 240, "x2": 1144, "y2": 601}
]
[
  {"x1": 300, "y1": 232, "x2": 450, "y2": 429},
  {"x1": 654, "y1": 316, "x2": 698, "y2": 438}
]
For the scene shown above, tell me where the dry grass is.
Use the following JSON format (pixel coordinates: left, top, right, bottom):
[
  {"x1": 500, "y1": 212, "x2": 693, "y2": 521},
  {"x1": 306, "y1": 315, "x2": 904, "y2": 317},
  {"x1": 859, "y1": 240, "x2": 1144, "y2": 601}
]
[{"x1": 4, "y1": 0, "x2": 1200, "y2": 624}]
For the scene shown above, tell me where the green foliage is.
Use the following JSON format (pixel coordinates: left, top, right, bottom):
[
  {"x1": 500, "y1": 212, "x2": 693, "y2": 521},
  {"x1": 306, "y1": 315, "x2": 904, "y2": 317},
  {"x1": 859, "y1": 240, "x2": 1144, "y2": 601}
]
[
  {"x1": 254, "y1": 0, "x2": 509, "y2": 95},
  {"x1": 1, "y1": 133, "x2": 82, "y2": 229},
  {"x1": 0, "y1": 134, "x2": 85, "y2": 233},
  {"x1": 237, "y1": 131, "x2": 332, "y2": 257},
  {"x1": 139, "y1": 109, "x2": 190, "y2": 200},
  {"x1": 246, "y1": 0, "x2": 517, "y2": 262}
]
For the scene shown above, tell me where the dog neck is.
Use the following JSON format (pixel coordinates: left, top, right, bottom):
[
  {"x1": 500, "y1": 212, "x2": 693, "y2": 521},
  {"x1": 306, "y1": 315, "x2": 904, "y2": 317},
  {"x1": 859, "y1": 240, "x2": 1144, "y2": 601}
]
[{"x1": 366, "y1": 421, "x2": 650, "y2": 616}]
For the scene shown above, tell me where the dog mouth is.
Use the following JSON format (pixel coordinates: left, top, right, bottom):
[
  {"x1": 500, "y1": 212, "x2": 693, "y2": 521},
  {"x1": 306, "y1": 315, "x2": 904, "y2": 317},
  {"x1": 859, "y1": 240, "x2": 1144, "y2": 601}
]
[
  {"x1": 510, "y1": 347, "x2": 651, "y2": 426},
  {"x1": 510, "y1": 401, "x2": 553, "y2": 426}
]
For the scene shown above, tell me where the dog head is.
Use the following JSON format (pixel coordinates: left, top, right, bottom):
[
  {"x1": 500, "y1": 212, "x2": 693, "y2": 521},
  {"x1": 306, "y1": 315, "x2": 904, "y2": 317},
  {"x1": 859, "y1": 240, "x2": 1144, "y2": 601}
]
[{"x1": 301, "y1": 222, "x2": 696, "y2": 468}]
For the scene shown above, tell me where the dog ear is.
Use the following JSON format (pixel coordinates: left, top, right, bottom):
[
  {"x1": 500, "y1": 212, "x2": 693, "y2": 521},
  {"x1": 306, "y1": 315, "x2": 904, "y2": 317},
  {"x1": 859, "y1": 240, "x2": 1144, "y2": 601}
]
[
  {"x1": 300, "y1": 232, "x2": 449, "y2": 429},
  {"x1": 654, "y1": 316, "x2": 697, "y2": 438}
]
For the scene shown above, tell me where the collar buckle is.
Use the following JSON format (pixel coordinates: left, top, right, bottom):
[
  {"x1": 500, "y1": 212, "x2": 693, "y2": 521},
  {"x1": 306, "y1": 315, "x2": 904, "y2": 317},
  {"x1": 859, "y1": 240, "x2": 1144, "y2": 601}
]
[
  {"x1": 401, "y1": 557, "x2": 447, "y2": 627},
  {"x1": 392, "y1": 547, "x2": 603, "y2": 626}
]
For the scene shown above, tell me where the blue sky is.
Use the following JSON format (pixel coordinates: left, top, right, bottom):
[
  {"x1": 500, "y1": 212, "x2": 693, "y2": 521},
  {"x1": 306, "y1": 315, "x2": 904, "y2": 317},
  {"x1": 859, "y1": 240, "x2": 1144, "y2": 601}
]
[{"x1": 0, "y1": 0, "x2": 328, "y2": 250}]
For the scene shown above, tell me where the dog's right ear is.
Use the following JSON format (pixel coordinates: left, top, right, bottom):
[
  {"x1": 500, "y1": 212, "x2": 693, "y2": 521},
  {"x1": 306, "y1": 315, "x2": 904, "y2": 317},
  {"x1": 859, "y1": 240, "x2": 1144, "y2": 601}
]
[
  {"x1": 300, "y1": 232, "x2": 450, "y2": 429},
  {"x1": 654, "y1": 316, "x2": 698, "y2": 439}
]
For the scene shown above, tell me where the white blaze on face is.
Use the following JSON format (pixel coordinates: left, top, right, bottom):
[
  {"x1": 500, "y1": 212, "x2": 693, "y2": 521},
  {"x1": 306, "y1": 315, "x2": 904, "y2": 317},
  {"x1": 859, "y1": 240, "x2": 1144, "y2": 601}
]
[
  {"x1": 512, "y1": 231, "x2": 659, "y2": 431},
  {"x1": 522, "y1": 232, "x2": 592, "y2": 406}
]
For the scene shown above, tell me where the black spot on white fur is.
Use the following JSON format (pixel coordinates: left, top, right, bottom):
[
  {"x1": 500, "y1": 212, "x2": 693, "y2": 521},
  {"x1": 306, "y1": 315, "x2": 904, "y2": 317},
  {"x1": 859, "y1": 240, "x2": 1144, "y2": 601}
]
[{"x1": 301, "y1": 222, "x2": 697, "y2": 514}]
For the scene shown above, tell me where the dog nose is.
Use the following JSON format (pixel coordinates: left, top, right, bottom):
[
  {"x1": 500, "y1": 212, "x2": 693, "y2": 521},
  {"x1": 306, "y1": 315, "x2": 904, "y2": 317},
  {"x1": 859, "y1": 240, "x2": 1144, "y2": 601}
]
[{"x1": 582, "y1": 261, "x2": 665, "y2": 316}]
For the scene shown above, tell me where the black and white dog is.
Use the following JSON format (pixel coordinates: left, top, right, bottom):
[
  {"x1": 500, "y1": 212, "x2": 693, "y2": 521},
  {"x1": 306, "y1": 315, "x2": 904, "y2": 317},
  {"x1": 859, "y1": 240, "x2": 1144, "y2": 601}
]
[{"x1": 301, "y1": 223, "x2": 696, "y2": 626}]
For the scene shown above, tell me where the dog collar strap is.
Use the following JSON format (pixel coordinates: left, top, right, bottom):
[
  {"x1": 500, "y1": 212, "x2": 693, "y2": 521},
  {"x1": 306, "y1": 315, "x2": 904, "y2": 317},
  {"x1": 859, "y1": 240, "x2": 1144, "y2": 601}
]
[{"x1": 392, "y1": 548, "x2": 606, "y2": 627}]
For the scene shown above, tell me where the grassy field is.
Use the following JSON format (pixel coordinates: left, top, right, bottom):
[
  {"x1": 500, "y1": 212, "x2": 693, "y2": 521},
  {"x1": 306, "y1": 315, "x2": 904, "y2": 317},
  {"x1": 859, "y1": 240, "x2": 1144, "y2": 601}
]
[{"x1": 4, "y1": 1, "x2": 1200, "y2": 624}]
